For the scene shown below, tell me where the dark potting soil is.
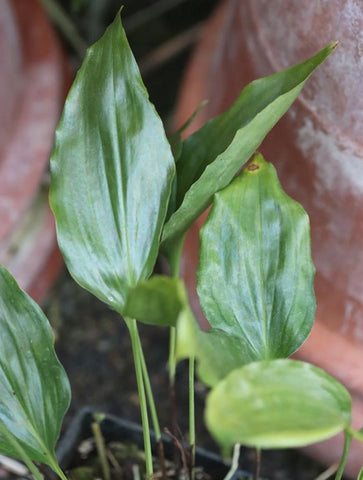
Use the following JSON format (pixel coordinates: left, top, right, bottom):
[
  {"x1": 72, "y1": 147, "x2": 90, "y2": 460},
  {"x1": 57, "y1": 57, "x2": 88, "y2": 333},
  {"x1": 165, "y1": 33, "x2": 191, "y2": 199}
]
[{"x1": 44, "y1": 270, "x2": 331, "y2": 480}]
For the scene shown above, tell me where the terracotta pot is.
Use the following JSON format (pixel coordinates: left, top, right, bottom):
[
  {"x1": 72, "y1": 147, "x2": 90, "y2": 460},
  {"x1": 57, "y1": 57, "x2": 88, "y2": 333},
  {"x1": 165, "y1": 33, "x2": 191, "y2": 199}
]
[
  {"x1": 176, "y1": 0, "x2": 363, "y2": 476},
  {"x1": 0, "y1": 0, "x2": 68, "y2": 302}
]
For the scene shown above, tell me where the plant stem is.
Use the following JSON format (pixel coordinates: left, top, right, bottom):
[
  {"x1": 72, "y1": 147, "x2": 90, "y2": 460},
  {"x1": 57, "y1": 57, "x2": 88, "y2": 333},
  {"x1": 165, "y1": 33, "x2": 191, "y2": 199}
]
[
  {"x1": 223, "y1": 443, "x2": 241, "y2": 480},
  {"x1": 91, "y1": 415, "x2": 111, "y2": 480},
  {"x1": 253, "y1": 448, "x2": 261, "y2": 480},
  {"x1": 137, "y1": 332, "x2": 161, "y2": 440},
  {"x1": 168, "y1": 247, "x2": 182, "y2": 388},
  {"x1": 0, "y1": 423, "x2": 44, "y2": 480},
  {"x1": 167, "y1": 239, "x2": 184, "y2": 434},
  {"x1": 136, "y1": 331, "x2": 168, "y2": 480},
  {"x1": 189, "y1": 356, "x2": 196, "y2": 480},
  {"x1": 52, "y1": 464, "x2": 69, "y2": 480},
  {"x1": 169, "y1": 326, "x2": 177, "y2": 385},
  {"x1": 127, "y1": 317, "x2": 154, "y2": 479},
  {"x1": 335, "y1": 430, "x2": 352, "y2": 480},
  {"x1": 348, "y1": 426, "x2": 363, "y2": 442},
  {"x1": 314, "y1": 463, "x2": 338, "y2": 480}
]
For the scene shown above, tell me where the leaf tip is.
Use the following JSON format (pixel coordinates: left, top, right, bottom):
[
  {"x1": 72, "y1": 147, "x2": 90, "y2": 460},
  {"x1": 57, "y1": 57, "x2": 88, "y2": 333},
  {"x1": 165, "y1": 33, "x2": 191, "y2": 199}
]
[{"x1": 245, "y1": 152, "x2": 265, "y2": 173}]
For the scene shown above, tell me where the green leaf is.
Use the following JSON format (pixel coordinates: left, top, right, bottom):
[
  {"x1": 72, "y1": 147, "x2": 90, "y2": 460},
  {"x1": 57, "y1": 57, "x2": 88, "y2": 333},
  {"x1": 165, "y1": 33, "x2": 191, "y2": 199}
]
[
  {"x1": 0, "y1": 266, "x2": 70, "y2": 469},
  {"x1": 167, "y1": 101, "x2": 209, "y2": 223},
  {"x1": 206, "y1": 359, "x2": 352, "y2": 450},
  {"x1": 357, "y1": 467, "x2": 363, "y2": 480},
  {"x1": 169, "y1": 99, "x2": 209, "y2": 163},
  {"x1": 124, "y1": 275, "x2": 185, "y2": 327},
  {"x1": 161, "y1": 43, "x2": 336, "y2": 252},
  {"x1": 50, "y1": 12, "x2": 175, "y2": 314},
  {"x1": 197, "y1": 154, "x2": 316, "y2": 362}
]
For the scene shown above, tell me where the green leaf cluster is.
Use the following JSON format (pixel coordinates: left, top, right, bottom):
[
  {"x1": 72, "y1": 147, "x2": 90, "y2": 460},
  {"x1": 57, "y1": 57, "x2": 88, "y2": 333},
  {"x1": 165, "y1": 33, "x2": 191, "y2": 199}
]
[
  {"x1": 49, "y1": 11, "x2": 336, "y2": 333},
  {"x1": 176, "y1": 153, "x2": 353, "y2": 452},
  {"x1": 1, "y1": 9, "x2": 359, "y2": 480}
]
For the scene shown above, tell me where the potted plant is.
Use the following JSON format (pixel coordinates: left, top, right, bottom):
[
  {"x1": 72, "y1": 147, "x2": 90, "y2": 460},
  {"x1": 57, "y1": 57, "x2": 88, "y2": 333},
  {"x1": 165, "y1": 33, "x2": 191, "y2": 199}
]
[{"x1": 0, "y1": 11, "x2": 361, "y2": 480}]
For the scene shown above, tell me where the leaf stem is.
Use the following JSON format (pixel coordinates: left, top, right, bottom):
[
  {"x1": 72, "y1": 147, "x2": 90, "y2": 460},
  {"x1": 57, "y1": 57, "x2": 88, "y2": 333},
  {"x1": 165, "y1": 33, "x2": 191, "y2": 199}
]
[
  {"x1": 335, "y1": 430, "x2": 352, "y2": 480},
  {"x1": 347, "y1": 426, "x2": 363, "y2": 442},
  {"x1": 189, "y1": 356, "x2": 196, "y2": 480},
  {"x1": 169, "y1": 326, "x2": 177, "y2": 385},
  {"x1": 223, "y1": 443, "x2": 241, "y2": 480},
  {"x1": 0, "y1": 422, "x2": 44, "y2": 480},
  {"x1": 91, "y1": 415, "x2": 111, "y2": 480},
  {"x1": 167, "y1": 240, "x2": 184, "y2": 436},
  {"x1": 136, "y1": 333, "x2": 161, "y2": 439},
  {"x1": 136, "y1": 330, "x2": 168, "y2": 480},
  {"x1": 168, "y1": 239, "x2": 183, "y2": 387},
  {"x1": 126, "y1": 318, "x2": 153, "y2": 479},
  {"x1": 253, "y1": 448, "x2": 261, "y2": 480},
  {"x1": 52, "y1": 463, "x2": 69, "y2": 480}
]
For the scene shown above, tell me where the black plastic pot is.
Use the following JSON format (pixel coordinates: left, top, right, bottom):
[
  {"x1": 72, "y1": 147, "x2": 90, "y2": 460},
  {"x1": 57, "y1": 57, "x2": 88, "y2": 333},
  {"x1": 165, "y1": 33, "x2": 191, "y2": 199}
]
[{"x1": 56, "y1": 408, "x2": 250, "y2": 479}]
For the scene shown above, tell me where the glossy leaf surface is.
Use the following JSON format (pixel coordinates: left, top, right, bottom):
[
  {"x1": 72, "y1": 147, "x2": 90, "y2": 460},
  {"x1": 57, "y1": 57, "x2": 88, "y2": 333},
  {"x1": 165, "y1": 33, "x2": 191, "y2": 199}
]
[
  {"x1": 124, "y1": 275, "x2": 184, "y2": 327},
  {"x1": 161, "y1": 43, "x2": 336, "y2": 251},
  {"x1": 50, "y1": 12, "x2": 175, "y2": 313},
  {"x1": 0, "y1": 266, "x2": 70, "y2": 468},
  {"x1": 206, "y1": 359, "x2": 351, "y2": 449},
  {"x1": 197, "y1": 154, "x2": 315, "y2": 362}
]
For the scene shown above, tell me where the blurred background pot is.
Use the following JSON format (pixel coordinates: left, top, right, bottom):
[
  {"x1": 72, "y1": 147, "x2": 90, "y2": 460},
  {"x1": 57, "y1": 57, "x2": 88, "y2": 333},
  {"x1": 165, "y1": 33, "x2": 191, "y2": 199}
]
[
  {"x1": 0, "y1": 0, "x2": 68, "y2": 302},
  {"x1": 56, "y1": 408, "x2": 249, "y2": 479},
  {"x1": 176, "y1": 0, "x2": 363, "y2": 476}
]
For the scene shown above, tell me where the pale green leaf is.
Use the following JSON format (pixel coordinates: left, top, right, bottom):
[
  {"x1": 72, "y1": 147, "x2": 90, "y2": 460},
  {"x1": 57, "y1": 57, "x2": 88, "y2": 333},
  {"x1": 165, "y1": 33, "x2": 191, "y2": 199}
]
[
  {"x1": 197, "y1": 154, "x2": 316, "y2": 362},
  {"x1": 0, "y1": 266, "x2": 70, "y2": 469},
  {"x1": 50, "y1": 12, "x2": 175, "y2": 314},
  {"x1": 161, "y1": 43, "x2": 336, "y2": 253},
  {"x1": 124, "y1": 275, "x2": 184, "y2": 327},
  {"x1": 206, "y1": 359, "x2": 351, "y2": 450}
]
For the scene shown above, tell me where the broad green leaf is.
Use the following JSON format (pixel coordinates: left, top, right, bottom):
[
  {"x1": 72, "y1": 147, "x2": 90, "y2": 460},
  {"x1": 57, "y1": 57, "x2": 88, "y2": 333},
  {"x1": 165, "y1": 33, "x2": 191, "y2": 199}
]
[
  {"x1": 206, "y1": 359, "x2": 352, "y2": 450},
  {"x1": 124, "y1": 275, "x2": 185, "y2": 327},
  {"x1": 358, "y1": 467, "x2": 363, "y2": 480},
  {"x1": 0, "y1": 266, "x2": 70, "y2": 469},
  {"x1": 197, "y1": 154, "x2": 315, "y2": 361},
  {"x1": 50, "y1": 12, "x2": 175, "y2": 314},
  {"x1": 161, "y1": 43, "x2": 336, "y2": 252}
]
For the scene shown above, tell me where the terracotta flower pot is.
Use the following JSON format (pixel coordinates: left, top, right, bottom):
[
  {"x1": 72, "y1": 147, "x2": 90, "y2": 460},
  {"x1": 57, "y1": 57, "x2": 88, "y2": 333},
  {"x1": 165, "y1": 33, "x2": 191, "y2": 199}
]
[
  {"x1": 0, "y1": 0, "x2": 68, "y2": 302},
  {"x1": 176, "y1": 0, "x2": 363, "y2": 476}
]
